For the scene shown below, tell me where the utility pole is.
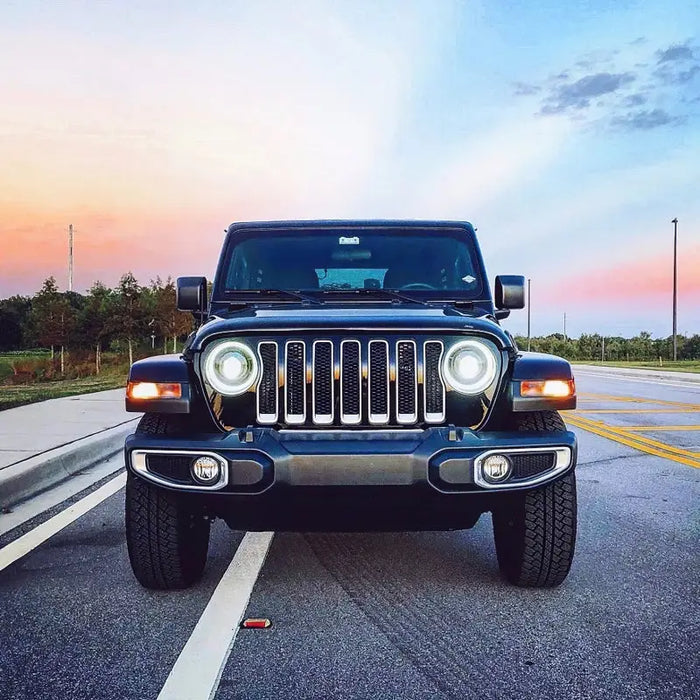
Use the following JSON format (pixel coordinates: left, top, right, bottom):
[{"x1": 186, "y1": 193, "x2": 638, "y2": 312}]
[
  {"x1": 672, "y1": 217, "x2": 678, "y2": 362},
  {"x1": 563, "y1": 312, "x2": 567, "y2": 342},
  {"x1": 601, "y1": 336, "x2": 605, "y2": 363},
  {"x1": 527, "y1": 278, "x2": 531, "y2": 351},
  {"x1": 68, "y1": 224, "x2": 74, "y2": 292}
]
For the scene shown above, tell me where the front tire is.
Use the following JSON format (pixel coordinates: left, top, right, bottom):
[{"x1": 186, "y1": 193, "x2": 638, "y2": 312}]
[
  {"x1": 125, "y1": 414, "x2": 211, "y2": 590},
  {"x1": 492, "y1": 411, "x2": 577, "y2": 587}
]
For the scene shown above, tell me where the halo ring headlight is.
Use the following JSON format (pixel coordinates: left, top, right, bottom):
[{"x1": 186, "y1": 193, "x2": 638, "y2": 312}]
[
  {"x1": 203, "y1": 340, "x2": 259, "y2": 396},
  {"x1": 442, "y1": 339, "x2": 498, "y2": 395}
]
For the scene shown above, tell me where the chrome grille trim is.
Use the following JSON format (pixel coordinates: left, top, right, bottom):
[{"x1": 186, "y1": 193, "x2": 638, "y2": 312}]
[
  {"x1": 423, "y1": 340, "x2": 445, "y2": 423},
  {"x1": 284, "y1": 340, "x2": 306, "y2": 424},
  {"x1": 395, "y1": 340, "x2": 418, "y2": 424},
  {"x1": 256, "y1": 341, "x2": 279, "y2": 424},
  {"x1": 368, "y1": 340, "x2": 390, "y2": 424},
  {"x1": 312, "y1": 340, "x2": 334, "y2": 425},
  {"x1": 340, "y1": 339, "x2": 362, "y2": 425}
]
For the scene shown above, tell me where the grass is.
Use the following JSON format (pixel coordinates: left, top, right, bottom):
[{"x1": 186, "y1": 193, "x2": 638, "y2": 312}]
[
  {"x1": 0, "y1": 372, "x2": 127, "y2": 411},
  {"x1": 578, "y1": 360, "x2": 700, "y2": 373},
  {"x1": 0, "y1": 351, "x2": 50, "y2": 383}
]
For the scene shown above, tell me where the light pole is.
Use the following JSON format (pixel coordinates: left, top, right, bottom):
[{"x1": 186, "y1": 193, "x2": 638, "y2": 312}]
[
  {"x1": 527, "y1": 278, "x2": 531, "y2": 351},
  {"x1": 672, "y1": 218, "x2": 678, "y2": 362}
]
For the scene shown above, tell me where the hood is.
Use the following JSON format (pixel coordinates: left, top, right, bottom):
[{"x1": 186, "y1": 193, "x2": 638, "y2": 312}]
[{"x1": 186, "y1": 303, "x2": 513, "y2": 352}]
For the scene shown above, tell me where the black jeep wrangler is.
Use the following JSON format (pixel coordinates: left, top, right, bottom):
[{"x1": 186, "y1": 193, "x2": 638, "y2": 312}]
[{"x1": 124, "y1": 221, "x2": 577, "y2": 590}]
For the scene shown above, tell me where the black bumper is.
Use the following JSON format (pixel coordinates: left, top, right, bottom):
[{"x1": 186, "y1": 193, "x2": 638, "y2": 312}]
[{"x1": 125, "y1": 426, "x2": 577, "y2": 496}]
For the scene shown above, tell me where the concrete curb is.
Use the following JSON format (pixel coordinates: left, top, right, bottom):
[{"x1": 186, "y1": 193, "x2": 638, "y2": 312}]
[
  {"x1": 0, "y1": 419, "x2": 138, "y2": 510},
  {"x1": 573, "y1": 364, "x2": 700, "y2": 384}
]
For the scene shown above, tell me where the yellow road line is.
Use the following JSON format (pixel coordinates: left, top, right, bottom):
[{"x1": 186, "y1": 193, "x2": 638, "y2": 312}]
[
  {"x1": 578, "y1": 393, "x2": 700, "y2": 410},
  {"x1": 570, "y1": 414, "x2": 699, "y2": 459},
  {"x1": 620, "y1": 425, "x2": 700, "y2": 432},
  {"x1": 566, "y1": 415, "x2": 700, "y2": 468}
]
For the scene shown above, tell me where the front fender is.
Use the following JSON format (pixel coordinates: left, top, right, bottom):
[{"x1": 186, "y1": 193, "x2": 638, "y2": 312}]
[
  {"x1": 126, "y1": 354, "x2": 195, "y2": 414},
  {"x1": 509, "y1": 352, "x2": 576, "y2": 412}
]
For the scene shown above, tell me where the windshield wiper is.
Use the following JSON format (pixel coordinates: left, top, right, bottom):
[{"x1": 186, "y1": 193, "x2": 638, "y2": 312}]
[
  {"x1": 225, "y1": 289, "x2": 323, "y2": 305},
  {"x1": 321, "y1": 288, "x2": 431, "y2": 306}
]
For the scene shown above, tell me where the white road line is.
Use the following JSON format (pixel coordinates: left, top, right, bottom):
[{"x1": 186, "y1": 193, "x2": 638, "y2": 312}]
[
  {"x1": 0, "y1": 472, "x2": 126, "y2": 572},
  {"x1": 157, "y1": 531, "x2": 275, "y2": 700}
]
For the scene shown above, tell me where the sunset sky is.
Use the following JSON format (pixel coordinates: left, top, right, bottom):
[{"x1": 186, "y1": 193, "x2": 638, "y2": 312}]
[{"x1": 1, "y1": 0, "x2": 698, "y2": 338}]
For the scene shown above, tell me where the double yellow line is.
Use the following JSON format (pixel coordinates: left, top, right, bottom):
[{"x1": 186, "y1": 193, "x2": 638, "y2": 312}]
[{"x1": 566, "y1": 413, "x2": 700, "y2": 469}]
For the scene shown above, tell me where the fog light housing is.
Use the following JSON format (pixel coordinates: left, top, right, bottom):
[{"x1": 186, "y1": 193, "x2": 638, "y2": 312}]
[
  {"x1": 482, "y1": 454, "x2": 512, "y2": 483},
  {"x1": 191, "y1": 455, "x2": 222, "y2": 484}
]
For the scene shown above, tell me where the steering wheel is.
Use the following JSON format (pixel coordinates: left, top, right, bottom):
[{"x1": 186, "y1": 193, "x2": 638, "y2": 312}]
[{"x1": 399, "y1": 283, "x2": 437, "y2": 290}]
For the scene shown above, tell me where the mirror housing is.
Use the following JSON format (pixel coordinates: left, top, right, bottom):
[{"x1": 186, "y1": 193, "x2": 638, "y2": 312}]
[
  {"x1": 494, "y1": 275, "x2": 525, "y2": 310},
  {"x1": 177, "y1": 276, "x2": 208, "y2": 312}
]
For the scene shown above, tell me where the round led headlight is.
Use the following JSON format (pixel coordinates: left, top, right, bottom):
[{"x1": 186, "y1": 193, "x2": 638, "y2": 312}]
[
  {"x1": 203, "y1": 340, "x2": 259, "y2": 396},
  {"x1": 442, "y1": 339, "x2": 498, "y2": 395}
]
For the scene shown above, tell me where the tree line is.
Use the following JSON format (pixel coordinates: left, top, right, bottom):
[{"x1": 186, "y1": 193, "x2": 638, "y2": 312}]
[
  {"x1": 0, "y1": 274, "x2": 193, "y2": 374},
  {"x1": 2, "y1": 278, "x2": 699, "y2": 372},
  {"x1": 514, "y1": 331, "x2": 700, "y2": 362}
]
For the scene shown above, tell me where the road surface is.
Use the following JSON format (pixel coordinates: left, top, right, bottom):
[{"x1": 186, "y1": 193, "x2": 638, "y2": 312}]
[{"x1": 0, "y1": 371, "x2": 698, "y2": 699}]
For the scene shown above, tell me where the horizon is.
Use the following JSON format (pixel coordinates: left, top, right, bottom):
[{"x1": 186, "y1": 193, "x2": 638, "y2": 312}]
[{"x1": 1, "y1": 1, "x2": 698, "y2": 339}]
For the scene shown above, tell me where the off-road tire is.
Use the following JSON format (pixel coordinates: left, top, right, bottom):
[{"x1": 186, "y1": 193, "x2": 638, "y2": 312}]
[
  {"x1": 125, "y1": 414, "x2": 210, "y2": 590},
  {"x1": 492, "y1": 410, "x2": 577, "y2": 587}
]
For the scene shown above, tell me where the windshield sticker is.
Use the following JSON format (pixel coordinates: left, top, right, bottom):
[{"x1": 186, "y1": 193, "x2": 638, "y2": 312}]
[
  {"x1": 462, "y1": 275, "x2": 476, "y2": 283},
  {"x1": 339, "y1": 236, "x2": 360, "y2": 245}
]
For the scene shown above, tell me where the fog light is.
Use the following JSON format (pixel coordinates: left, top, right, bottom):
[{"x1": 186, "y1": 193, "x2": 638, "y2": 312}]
[
  {"x1": 482, "y1": 454, "x2": 512, "y2": 483},
  {"x1": 191, "y1": 456, "x2": 221, "y2": 484}
]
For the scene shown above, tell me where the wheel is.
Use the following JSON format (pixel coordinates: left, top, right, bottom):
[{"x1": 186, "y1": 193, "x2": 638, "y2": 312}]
[
  {"x1": 125, "y1": 414, "x2": 211, "y2": 590},
  {"x1": 491, "y1": 410, "x2": 577, "y2": 587}
]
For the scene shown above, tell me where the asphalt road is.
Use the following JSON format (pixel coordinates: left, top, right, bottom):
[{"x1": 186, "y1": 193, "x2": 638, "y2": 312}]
[{"x1": 0, "y1": 371, "x2": 698, "y2": 700}]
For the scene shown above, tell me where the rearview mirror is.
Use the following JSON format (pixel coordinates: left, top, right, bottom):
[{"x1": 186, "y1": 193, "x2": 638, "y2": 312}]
[
  {"x1": 494, "y1": 275, "x2": 525, "y2": 310},
  {"x1": 177, "y1": 276, "x2": 208, "y2": 312}
]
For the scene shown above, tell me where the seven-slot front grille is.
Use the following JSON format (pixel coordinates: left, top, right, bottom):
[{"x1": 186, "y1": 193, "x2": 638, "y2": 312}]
[{"x1": 256, "y1": 338, "x2": 447, "y2": 427}]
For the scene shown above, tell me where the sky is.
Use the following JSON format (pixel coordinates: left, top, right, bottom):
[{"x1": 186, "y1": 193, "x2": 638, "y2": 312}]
[{"x1": 0, "y1": 0, "x2": 698, "y2": 338}]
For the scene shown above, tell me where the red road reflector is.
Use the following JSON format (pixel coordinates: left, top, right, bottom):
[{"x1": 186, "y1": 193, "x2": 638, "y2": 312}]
[{"x1": 241, "y1": 618, "x2": 271, "y2": 629}]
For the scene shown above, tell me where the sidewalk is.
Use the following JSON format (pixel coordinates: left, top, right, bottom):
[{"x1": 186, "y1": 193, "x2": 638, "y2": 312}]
[{"x1": 0, "y1": 389, "x2": 139, "y2": 509}]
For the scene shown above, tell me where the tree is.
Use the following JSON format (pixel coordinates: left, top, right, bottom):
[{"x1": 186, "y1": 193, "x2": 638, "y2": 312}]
[
  {"x1": 0, "y1": 296, "x2": 31, "y2": 350},
  {"x1": 77, "y1": 282, "x2": 112, "y2": 374},
  {"x1": 149, "y1": 277, "x2": 193, "y2": 353},
  {"x1": 107, "y1": 273, "x2": 148, "y2": 365},
  {"x1": 28, "y1": 278, "x2": 76, "y2": 371}
]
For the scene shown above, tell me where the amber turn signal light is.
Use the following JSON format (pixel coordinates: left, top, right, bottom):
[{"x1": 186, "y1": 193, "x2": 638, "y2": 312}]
[
  {"x1": 127, "y1": 381, "x2": 182, "y2": 400},
  {"x1": 520, "y1": 379, "x2": 575, "y2": 398}
]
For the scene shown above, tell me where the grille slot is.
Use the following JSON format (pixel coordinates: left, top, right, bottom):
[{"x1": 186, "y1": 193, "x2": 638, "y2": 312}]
[
  {"x1": 312, "y1": 341, "x2": 334, "y2": 425},
  {"x1": 257, "y1": 342, "x2": 278, "y2": 424},
  {"x1": 340, "y1": 340, "x2": 362, "y2": 425},
  {"x1": 368, "y1": 340, "x2": 389, "y2": 424},
  {"x1": 285, "y1": 341, "x2": 306, "y2": 424},
  {"x1": 511, "y1": 453, "x2": 556, "y2": 479},
  {"x1": 423, "y1": 341, "x2": 445, "y2": 423},
  {"x1": 396, "y1": 340, "x2": 417, "y2": 424},
  {"x1": 146, "y1": 454, "x2": 193, "y2": 484}
]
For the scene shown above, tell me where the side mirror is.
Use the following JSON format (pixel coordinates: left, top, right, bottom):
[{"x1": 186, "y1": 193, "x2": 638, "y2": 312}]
[
  {"x1": 177, "y1": 276, "x2": 208, "y2": 312},
  {"x1": 494, "y1": 275, "x2": 525, "y2": 310}
]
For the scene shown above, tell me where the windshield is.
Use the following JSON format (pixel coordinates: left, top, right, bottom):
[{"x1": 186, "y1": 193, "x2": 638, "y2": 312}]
[{"x1": 220, "y1": 227, "x2": 484, "y2": 297}]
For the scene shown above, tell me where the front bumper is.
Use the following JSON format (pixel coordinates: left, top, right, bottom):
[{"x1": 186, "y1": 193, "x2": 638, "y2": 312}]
[{"x1": 125, "y1": 426, "x2": 577, "y2": 495}]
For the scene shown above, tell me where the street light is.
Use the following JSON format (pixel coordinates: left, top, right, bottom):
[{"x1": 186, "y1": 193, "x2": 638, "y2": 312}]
[
  {"x1": 672, "y1": 218, "x2": 678, "y2": 362},
  {"x1": 527, "y1": 278, "x2": 531, "y2": 351}
]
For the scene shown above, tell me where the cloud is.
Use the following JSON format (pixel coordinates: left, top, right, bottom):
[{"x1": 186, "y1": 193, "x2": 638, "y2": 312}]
[
  {"x1": 512, "y1": 81, "x2": 540, "y2": 96},
  {"x1": 540, "y1": 72, "x2": 635, "y2": 114},
  {"x1": 656, "y1": 44, "x2": 694, "y2": 63},
  {"x1": 514, "y1": 38, "x2": 700, "y2": 131},
  {"x1": 624, "y1": 93, "x2": 646, "y2": 106},
  {"x1": 611, "y1": 108, "x2": 683, "y2": 130}
]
